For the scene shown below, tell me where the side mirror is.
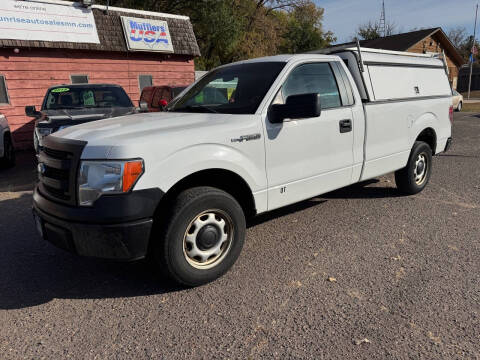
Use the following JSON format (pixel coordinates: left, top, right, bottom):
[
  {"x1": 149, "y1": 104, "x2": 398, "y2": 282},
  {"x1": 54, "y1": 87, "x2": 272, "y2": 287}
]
[
  {"x1": 25, "y1": 105, "x2": 40, "y2": 118},
  {"x1": 269, "y1": 93, "x2": 321, "y2": 123},
  {"x1": 139, "y1": 101, "x2": 149, "y2": 112}
]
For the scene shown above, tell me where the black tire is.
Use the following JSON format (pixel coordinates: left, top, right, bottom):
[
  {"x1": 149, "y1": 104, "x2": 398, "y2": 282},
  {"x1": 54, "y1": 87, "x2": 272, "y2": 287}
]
[
  {"x1": 457, "y1": 101, "x2": 462, "y2": 112},
  {"x1": 1, "y1": 133, "x2": 15, "y2": 168},
  {"x1": 152, "y1": 186, "x2": 246, "y2": 287},
  {"x1": 395, "y1": 141, "x2": 432, "y2": 195}
]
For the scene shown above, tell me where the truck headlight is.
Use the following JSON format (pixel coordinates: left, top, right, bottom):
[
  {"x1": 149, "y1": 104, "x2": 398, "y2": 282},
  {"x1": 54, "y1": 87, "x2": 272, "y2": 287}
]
[
  {"x1": 78, "y1": 160, "x2": 144, "y2": 206},
  {"x1": 35, "y1": 127, "x2": 53, "y2": 139}
]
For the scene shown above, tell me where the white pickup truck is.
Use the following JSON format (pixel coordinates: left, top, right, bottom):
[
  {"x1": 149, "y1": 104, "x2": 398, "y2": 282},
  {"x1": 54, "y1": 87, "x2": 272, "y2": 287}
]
[{"x1": 33, "y1": 48, "x2": 453, "y2": 286}]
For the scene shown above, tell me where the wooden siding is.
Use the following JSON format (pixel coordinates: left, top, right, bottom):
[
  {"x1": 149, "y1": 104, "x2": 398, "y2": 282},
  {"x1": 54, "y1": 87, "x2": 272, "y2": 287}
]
[
  {"x1": 0, "y1": 48, "x2": 194, "y2": 149},
  {"x1": 407, "y1": 34, "x2": 459, "y2": 88},
  {"x1": 0, "y1": 8, "x2": 200, "y2": 57}
]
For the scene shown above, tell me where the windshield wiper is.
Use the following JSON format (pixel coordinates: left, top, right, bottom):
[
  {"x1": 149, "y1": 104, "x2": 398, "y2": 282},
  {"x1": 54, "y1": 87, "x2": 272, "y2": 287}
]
[
  {"x1": 177, "y1": 105, "x2": 219, "y2": 114},
  {"x1": 57, "y1": 106, "x2": 84, "y2": 110}
]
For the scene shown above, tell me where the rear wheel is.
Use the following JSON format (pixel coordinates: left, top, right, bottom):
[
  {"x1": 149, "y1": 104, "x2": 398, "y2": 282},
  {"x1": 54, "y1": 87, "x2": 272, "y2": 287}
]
[
  {"x1": 151, "y1": 186, "x2": 246, "y2": 286},
  {"x1": 1, "y1": 134, "x2": 15, "y2": 168},
  {"x1": 457, "y1": 101, "x2": 462, "y2": 112},
  {"x1": 395, "y1": 141, "x2": 432, "y2": 195}
]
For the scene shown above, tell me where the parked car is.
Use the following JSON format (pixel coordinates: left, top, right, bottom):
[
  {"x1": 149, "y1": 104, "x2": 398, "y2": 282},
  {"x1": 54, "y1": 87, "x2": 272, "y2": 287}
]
[
  {"x1": 452, "y1": 89, "x2": 463, "y2": 111},
  {"x1": 139, "y1": 85, "x2": 186, "y2": 112},
  {"x1": 0, "y1": 113, "x2": 15, "y2": 167},
  {"x1": 26, "y1": 84, "x2": 138, "y2": 153},
  {"x1": 33, "y1": 49, "x2": 453, "y2": 287}
]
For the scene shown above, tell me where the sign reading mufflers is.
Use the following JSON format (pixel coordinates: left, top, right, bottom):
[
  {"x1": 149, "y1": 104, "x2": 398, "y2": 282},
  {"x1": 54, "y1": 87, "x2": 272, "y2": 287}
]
[
  {"x1": 121, "y1": 16, "x2": 174, "y2": 53},
  {"x1": 0, "y1": 0, "x2": 99, "y2": 44}
]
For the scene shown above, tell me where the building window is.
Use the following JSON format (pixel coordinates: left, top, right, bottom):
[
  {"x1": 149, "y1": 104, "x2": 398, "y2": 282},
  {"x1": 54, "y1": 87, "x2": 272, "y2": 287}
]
[
  {"x1": 139, "y1": 75, "x2": 153, "y2": 92},
  {"x1": 0, "y1": 75, "x2": 10, "y2": 105},
  {"x1": 71, "y1": 74, "x2": 89, "y2": 84}
]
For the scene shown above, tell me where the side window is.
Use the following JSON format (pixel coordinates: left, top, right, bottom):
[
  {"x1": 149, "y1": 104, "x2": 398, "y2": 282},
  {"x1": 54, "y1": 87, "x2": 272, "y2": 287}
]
[
  {"x1": 140, "y1": 88, "x2": 153, "y2": 103},
  {"x1": 282, "y1": 63, "x2": 342, "y2": 109},
  {"x1": 152, "y1": 88, "x2": 170, "y2": 107},
  {"x1": 0, "y1": 75, "x2": 10, "y2": 105}
]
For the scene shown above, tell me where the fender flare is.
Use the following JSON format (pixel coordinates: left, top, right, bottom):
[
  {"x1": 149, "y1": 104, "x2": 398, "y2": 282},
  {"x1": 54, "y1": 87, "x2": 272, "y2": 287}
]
[{"x1": 410, "y1": 113, "x2": 438, "y2": 149}]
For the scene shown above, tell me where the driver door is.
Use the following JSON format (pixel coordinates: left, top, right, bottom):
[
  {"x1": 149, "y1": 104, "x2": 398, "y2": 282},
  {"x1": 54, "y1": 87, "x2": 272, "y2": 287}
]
[{"x1": 265, "y1": 62, "x2": 355, "y2": 210}]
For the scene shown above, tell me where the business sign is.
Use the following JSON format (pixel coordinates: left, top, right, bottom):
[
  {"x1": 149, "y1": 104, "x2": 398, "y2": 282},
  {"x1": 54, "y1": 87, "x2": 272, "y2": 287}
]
[
  {"x1": 0, "y1": 0, "x2": 99, "y2": 44},
  {"x1": 121, "y1": 16, "x2": 174, "y2": 53}
]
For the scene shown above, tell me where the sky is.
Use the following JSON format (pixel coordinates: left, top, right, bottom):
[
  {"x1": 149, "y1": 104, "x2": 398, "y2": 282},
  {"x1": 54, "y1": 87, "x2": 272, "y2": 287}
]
[{"x1": 317, "y1": 0, "x2": 480, "y2": 44}]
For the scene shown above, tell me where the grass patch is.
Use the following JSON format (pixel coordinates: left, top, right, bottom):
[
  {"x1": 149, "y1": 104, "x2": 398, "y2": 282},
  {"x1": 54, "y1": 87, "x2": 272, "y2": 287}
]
[
  {"x1": 460, "y1": 90, "x2": 480, "y2": 99},
  {"x1": 461, "y1": 102, "x2": 480, "y2": 112}
]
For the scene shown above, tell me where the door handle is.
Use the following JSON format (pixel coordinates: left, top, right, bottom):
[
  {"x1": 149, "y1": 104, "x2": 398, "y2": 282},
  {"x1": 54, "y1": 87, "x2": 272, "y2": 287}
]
[{"x1": 339, "y1": 119, "x2": 352, "y2": 133}]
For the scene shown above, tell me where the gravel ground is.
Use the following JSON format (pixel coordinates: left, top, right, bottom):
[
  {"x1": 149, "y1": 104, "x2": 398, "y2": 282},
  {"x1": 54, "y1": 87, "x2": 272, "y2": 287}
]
[{"x1": 0, "y1": 113, "x2": 479, "y2": 359}]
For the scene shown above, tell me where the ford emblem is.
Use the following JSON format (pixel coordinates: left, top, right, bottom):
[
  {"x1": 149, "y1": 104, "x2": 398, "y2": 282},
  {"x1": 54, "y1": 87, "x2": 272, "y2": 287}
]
[{"x1": 37, "y1": 163, "x2": 46, "y2": 175}]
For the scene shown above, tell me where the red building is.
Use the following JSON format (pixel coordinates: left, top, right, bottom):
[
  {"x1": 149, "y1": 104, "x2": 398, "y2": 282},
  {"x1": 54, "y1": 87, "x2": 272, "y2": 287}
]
[{"x1": 0, "y1": 0, "x2": 200, "y2": 149}]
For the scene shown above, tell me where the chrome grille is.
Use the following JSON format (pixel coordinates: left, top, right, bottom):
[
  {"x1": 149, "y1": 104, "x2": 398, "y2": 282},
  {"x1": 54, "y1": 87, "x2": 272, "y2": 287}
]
[{"x1": 38, "y1": 136, "x2": 87, "y2": 205}]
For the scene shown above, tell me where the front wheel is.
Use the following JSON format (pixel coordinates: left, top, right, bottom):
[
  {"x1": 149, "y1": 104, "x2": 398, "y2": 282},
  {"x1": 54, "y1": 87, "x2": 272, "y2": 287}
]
[
  {"x1": 151, "y1": 187, "x2": 246, "y2": 286},
  {"x1": 395, "y1": 141, "x2": 432, "y2": 195}
]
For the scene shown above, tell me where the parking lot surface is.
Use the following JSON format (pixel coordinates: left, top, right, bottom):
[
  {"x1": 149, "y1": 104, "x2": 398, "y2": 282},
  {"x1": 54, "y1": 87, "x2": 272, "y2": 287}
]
[{"x1": 0, "y1": 113, "x2": 479, "y2": 359}]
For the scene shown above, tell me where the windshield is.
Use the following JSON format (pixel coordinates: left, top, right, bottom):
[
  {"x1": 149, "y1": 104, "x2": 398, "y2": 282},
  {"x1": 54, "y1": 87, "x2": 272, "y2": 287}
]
[
  {"x1": 167, "y1": 62, "x2": 286, "y2": 114},
  {"x1": 43, "y1": 86, "x2": 134, "y2": 110}
]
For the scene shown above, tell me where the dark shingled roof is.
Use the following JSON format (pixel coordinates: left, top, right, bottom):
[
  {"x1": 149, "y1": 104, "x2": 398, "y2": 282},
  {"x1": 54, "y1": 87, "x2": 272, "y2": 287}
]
[
  {"x1": 0, "y1": 6, "x2": 200, "y2": 56},
  {"x1": 358, "y1": 28, "x2": 440, "y2": 51}
]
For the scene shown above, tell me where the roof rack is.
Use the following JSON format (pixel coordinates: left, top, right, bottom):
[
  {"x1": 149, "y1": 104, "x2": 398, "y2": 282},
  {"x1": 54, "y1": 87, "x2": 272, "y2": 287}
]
[{"x1": 342, "y1": 46, "x2": 437, "y2": 58}]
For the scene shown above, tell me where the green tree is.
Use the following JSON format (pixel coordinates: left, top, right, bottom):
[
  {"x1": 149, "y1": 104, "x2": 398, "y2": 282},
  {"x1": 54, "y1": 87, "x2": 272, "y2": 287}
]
[
  {"x1": 93, "y1": 0, "x2": 336, "y2": 69},
  {"x1": 279, "y1": 2, "x2": 336, "y2": 53},
  {"x1": 355, "y1": 20, "x2": 396, "y2": 40},
  {"x1": 446, "y1": 27, "x2": 480, "y2": 63},
  {"x1": 192, "y1": 1, "x2": 244, "y2": 70}
]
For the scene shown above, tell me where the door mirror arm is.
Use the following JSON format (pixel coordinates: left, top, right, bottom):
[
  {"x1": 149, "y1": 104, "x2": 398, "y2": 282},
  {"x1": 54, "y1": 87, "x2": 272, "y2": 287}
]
[
  {"x1": 25, "y1": 105, "x2": 41, "y2": 118},
  {"x1": 138, "y1": 101, "x2": 149, "y2": 112}
]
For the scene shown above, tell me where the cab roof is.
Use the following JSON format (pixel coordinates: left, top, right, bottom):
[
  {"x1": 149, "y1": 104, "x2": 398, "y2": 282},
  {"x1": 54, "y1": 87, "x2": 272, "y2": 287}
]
[{"x1": 222, "y1": 54, "x2": 339, "y2": 67}]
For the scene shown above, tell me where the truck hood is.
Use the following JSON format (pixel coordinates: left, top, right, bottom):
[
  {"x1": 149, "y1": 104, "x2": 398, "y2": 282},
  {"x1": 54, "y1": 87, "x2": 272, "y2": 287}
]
[
  {"x1": 55, "y1": 112, "x2": 229, "y2": 142},
  {"x1": 52, "y1": 111, "x2": 258, "y2": 159},
  {"x1": 37, "y1": 107, "x2": 137, "y2": 129}
]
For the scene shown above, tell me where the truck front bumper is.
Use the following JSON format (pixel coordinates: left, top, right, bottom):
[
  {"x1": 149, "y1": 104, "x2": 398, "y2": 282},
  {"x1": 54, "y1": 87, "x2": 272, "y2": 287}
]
[{"x1": 33, "y1": 186, "x2": 164, "y2": 261}]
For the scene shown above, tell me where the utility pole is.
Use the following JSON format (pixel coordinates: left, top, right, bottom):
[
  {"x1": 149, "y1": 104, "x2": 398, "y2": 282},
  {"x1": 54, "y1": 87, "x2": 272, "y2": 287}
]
[
  {"x1": 379, "y1": 0, "x2": 386, "y2": 37},
  {"x1": 468, "y1": 4, "x2": 478, "y2": 100}
]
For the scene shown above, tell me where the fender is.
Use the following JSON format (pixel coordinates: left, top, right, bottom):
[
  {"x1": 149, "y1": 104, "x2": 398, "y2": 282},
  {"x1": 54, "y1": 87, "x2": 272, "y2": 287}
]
[
  {"x1": 410, "y1": 112, "x2": 438, "y2": 145},
  {"x1": 410, "y1": 97, "x2": 452, "y2": 154},
  {"x1": 133, "y1": 143, "x2": 268, "y2": 213}
]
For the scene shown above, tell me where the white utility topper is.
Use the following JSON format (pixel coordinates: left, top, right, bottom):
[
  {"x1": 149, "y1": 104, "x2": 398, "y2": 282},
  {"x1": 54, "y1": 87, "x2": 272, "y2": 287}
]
[{"x1": 33, "y1": 47, "x2": 453, "y2": 286}]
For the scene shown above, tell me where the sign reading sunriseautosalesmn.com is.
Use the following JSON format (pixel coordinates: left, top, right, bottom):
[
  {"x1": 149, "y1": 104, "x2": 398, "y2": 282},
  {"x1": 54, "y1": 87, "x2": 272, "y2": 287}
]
[
  {"x1": 121, "y1": 16, "x2": 174, "y2": 53},
  {"x1": 0, "y1": 0, "x2": 99, "y2": 44}
]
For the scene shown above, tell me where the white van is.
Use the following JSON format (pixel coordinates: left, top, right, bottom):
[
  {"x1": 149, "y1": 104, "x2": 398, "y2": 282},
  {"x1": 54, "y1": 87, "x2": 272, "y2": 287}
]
[{"x1": 33, "y1": 48, "x2": 453, "y2": 286}]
